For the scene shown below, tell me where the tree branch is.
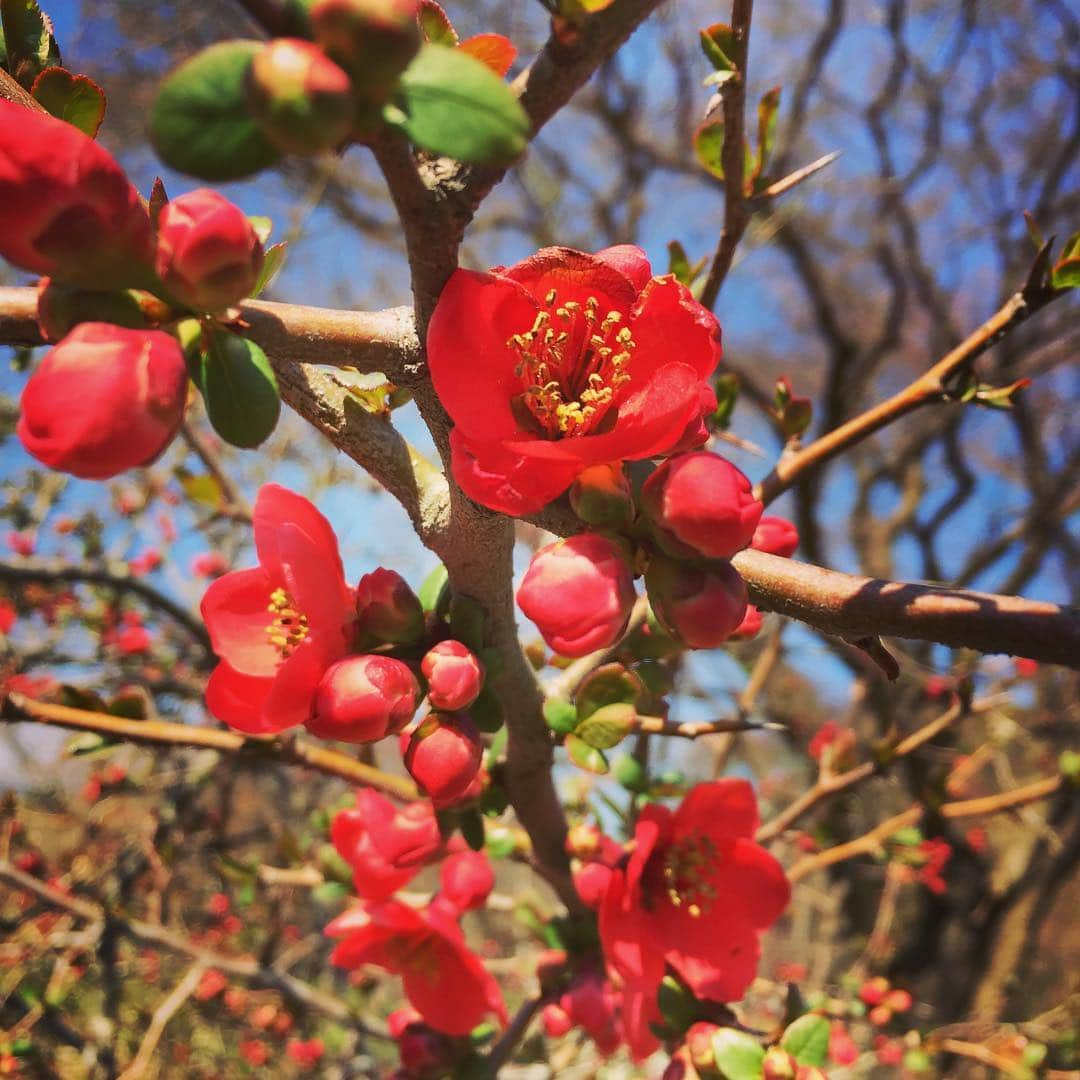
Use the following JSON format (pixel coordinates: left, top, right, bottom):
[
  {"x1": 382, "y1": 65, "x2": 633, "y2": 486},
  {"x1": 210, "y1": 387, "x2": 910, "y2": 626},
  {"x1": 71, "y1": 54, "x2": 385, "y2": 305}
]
[
  {"x1": 0, "y1": 691, "x2": 419, "y2": 800},
  {"x1": 732, "y1": 548, "x2": 1080, "y2": 669}
]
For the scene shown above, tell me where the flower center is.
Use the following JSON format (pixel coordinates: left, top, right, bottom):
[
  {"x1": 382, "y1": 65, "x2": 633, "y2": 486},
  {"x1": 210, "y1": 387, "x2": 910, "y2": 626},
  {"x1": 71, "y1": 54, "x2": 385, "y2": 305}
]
[
  {"x1": 265, "y1": 586, "x2": 309, "y2": 658},
  {"x1": 660, "y1": 834, "x2": 719, "y2": 917},
  {"x1": 508, "y1": 289, "x2": 635, "y2": 438}
]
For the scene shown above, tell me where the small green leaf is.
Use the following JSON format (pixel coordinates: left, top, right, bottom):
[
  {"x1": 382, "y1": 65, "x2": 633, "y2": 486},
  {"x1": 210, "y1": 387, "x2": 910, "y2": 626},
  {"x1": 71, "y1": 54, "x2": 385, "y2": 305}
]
[
  {"x1": 449, "y1": 593, "x2": 486, "y2": 652},
  {"x1": 666, "y1": 240, "x2": 708, "y2": 288},
  {"x1": 176, "y1": 467, "x2": 226, "y2": 512},
  {"x1": 471, "y1": 685, "x2": 504, "y2": 734},
  {"x1": 780, "y1": 1013, "x2": 830, "y2": 1066},
  {"x1": 252, "y1": 241, "x2": 287, "y2": 297},
  {"x1": 418, "y1": 562, "x2": 450, "y2": 613},
  {"x1": 335, "y1": 369, "x2": 394, "y2": 415},
  {"x1": 565, "y1": 733, "x2": 608, "y2": 774},
  {"x1": 30, "y1": 67, "x2": 106, "y2": 136},
  {"x1": 754, "y1": 86, "x2": 781, "y2": 182},
  {"x1": 612, "y1": 753, "x2": 647, "y2": 792},
  {"x1": 108, "y1": 690, "x2": 150, "y2": 720},
  {"x1": 418, "y1": 0, "x2": 458, "y2": 45},
  {"x1": 574, "y1": 701, "x2": 635, "y2": 750},
  {"x1": 247, "y1": 215, "x2": 273, "y2": 244},
  {"x1": 694, "y1": 117, "x2": 725, "y2": 179},
  {"x1": 151, "y1": 40, "x2": 281, "y2": 181},
  {"x1": 459, "y1": 808, "x2": 486, "y2": 851},
  {"x1": 388, "y1": 43, "x2": 529, "y2": 165},
  {"x1": 543, "y1": 697, "x2": 578, "y2": 734},
  {"x1": 711, "y1": 372, "x2": 740, "y2": 429},
  {"x1": 312, "y1": 881, "x2": 348, "y2": 906},
  {"x1": 197, "y1": 331, "x2": 281, "y2": 448},
  {"x1": 711, "y1": 1028, "x2": 765, "y2": 1080},
  {"x1": 576, "y1": 662, "x2": 645, "y2": 722},
  {"x1": 1051, "y1": 255, "x2": 1080, "y2": 289},
  {"x1": 699, "y1": 22, "x2": 736, "y2": 71},
  {"x1": 1, "y1": 0, "x2": 60, "y2": 87},
  {"x1": 485, "y1": 825, "x2": 516, "y2": 858}
]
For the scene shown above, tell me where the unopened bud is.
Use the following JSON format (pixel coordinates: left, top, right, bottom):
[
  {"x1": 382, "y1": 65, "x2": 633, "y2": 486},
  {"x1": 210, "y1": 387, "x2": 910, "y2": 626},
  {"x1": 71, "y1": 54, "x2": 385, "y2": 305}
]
[
  {"x1": 310, "y1": 0, "x2": 421, "y2": 92},
  {"x1": 247, "y1": 38, "x2": 355, "y2": 156},
  {"x1": 309, "y1": 654, "x2": 419, "y2": 742},
  {"x1": 645, "y1": 555, "x2": 747, "y2": 650},
  {"x1": 421, "y1": 639, "x2": 484, "y2": 711},
  {"x1": 355, "y1": 567, "x2": 425, "y2": 647},
  {"x1": 402, "y1": 712, "x2": 482, "y2": 804},
  {"x1": 569, "y1": 462, "x2": 634, "y2": 531}
]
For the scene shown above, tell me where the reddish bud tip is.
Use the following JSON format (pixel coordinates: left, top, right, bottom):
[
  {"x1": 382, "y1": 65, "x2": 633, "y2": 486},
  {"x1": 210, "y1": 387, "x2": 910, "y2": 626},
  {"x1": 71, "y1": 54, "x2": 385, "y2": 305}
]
[
  {"x1": 752, "y1": 515, "x2": 799, "y2": 558},
  {"x1": 421, "y1": 639, "x2": 484, "y2": 711},
  {"x1": 310, "y1": 0, "x2": 421, "y2": 92},
  {"x1": 309, "y1": 654, "x2": 419, "y2": 742},
  {"x1": 355, "y1": 567, "x2": 425, "y2": 647},
  {"x1": 402, "y1": 712, "x2": 482, "y2": 804},
  {"x1": 644, "y1": 555, "x2": 747, "y2": 650}
]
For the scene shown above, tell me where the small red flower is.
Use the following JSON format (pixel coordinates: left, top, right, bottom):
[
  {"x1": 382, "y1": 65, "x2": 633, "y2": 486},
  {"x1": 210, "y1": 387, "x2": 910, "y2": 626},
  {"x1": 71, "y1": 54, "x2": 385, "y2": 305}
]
[
  {"x1": 328, "y1": 899, "x2": 506, "y2": 1035},
  {"x1": 117, "y1": 625, "x2": 152, "y2": 654},
  {"x1": 309, "y1": 654, "x2": 420, "y2": 743},
  {"x1": 200, "y1": 484, "x2": 354, "y2": 734},
  {"x1": 517, "y1": 532, "x2": 636, "y2": 657},
  {"x1": 331, "y1": 788, "x2": 441, "y2": 900},
  {"x1": 191, "y1": 551, "x2": 229, "y2": 578},
  {"x1": 17, "y1": 324, "x2": 189, "y2": 480},
  {"x1": 642, "y1": 452, "x2": 762, "y2": 560},
  {"x1": 752, "y1": 515, "x2": 799, "y2": 558},
  {"x1": 195, "y1": 968, "x2": 228, "y2": 1001},
  {"x1": 0, "y1": 100, "x2": 154, "y2": 289},
  {"x1": 599, "y1": 780, "x2": 789, "y2": 1055},
  {"x1": 428, "y1": 245, "x2": 721, "y2": 515},
  {"x1": 0, "y1": 601, "x2": 15, "y2": 635},
  {"x1": 155, "y1": 188, "x2": 264, "y2": 312},
  {"x1": 421, "y1": 639, "x2": 484, "y2": 711},
  {"x1": 285, "y1": 1038, "x2": 325, "y2": 1067},
  {"x1": 403, "y1": 713, "x2": 483, "y2": 805},
  {"x1": 438, "y1": 849, "x2": 494, "y2": 913},
  {"x1": 544, "y1": 969, "x2": 624, "y2": 1056},
  {"x1": 644, "y1": 555, "x2": 747, "y2": 649}
]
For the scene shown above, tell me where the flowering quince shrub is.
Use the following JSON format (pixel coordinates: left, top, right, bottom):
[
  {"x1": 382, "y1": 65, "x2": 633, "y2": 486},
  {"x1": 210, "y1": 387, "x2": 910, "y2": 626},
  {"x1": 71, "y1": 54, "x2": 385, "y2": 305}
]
[{"x1": 0, "y1": 0, "x2": 1076, "y2": 1076}]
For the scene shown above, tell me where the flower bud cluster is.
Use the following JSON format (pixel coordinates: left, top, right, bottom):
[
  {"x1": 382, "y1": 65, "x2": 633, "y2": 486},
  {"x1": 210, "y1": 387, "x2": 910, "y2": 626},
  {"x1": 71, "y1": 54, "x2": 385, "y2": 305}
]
[{"x1": 1, "y1": 102, "x2": 275, "y2": 481}]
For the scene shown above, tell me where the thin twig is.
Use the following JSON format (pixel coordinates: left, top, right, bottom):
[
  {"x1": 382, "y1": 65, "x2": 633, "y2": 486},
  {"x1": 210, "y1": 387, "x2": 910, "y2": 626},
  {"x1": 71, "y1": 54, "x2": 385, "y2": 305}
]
[{"x1": 118, "y1": 961, "x2": 207, "y2": 1080}]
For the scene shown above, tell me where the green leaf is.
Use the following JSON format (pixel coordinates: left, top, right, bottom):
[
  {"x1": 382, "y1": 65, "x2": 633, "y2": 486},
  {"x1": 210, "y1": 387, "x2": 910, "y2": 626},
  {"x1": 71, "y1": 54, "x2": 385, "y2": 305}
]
[
  {"x1": 176, "y1": 467, "x2": 225, "y2": 512},
  {"x1": 1051, "y1": 255, "x2": 1080, "y2": 289},
  {"x1": 711, "y1": 372, "x2": 740, "y2": 429},
  {"x1": 711, "y1": 1028, "x2": 765, "y2": 1080},
  {"x1": 387, "y1": 43, "x2": 529, "y2": 165},
  {"x1": 666, "y1": 240, "x2": 707, "y2": 288},
  {"x1": 543, "y1": 697, "x2": 578, "y2": 734},
  {"x1": 754, "y1": 86, "x2": 781, "y2": 181},
  {"x1": 575, "y1": 662, "x2": 645, "y2": 722},
  {"x1": 694, "y1": 117, "x2": 725, "y2": 179},
  {"x1": 449, "y1": 593, "x2": 486, "y2": 652},
  {"x1": 197, "y1": 331, "x2": 281, "y2": 448},
  {"x1": 108, "y1": 690, "x2": 150, "y2": 720},
  {"x1": 252, "y1": 241, "x2": 287, "y2": 297},
  {"x1": 470, "y1": 684, "x2": 504, "y2": 734},
  {"x1": 312, "y1": 881, "x2": 348, "y2": 906},
  {"x1": 418, "y1": 562, "x2": 450, "y2": 613},
  {"x1": 0, "y1": 0, "x2": 60, "y2": 87},
  {"x1": 418, "y1": 0, "x2": 458, "y2": 45},
  {"x1": 780, "y1": 1013, "x2": 830, "y2": 1067},
  {"x1": 699, "y1": 22, "x2": 736, "y2": 72},
  {"x1": 574, "y1": 701, "x2": 635, "y2": 750},
  {"x1": 336, "y1": 369, "x2": 394, "y2": 415},
  {"x1": 30, "y1": 67, "x2": 105, "y2": 136},
  {"x1": 612, "y1": 753, "x2": 647, "y2": 791},
  {"x1": 565, "y1": 733, "x2": 608, "y2": 774},
  {"x1": 459, "y1": 808, "x2": 486, "y2": 851},
  {"x1": 151, "y1": 40, "x2": 281, "y2": 181}
]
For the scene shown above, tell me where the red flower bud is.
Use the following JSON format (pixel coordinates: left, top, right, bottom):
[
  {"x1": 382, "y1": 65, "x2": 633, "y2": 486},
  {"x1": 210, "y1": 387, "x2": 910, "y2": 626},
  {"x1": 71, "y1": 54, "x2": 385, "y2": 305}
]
[
  {"x1": 569, "y1": 462, "x2": 634, "y2": 531},
  {"x1": 728, "y1": 603, "x2": 763, "y2": 640},
  {"x1": 155, "y1": 189, "x2": 264, "y2": 312},
  {"x1": 438, "y1": 848, "x2": 494, "y2": 912},
  {"x1": 516, "y1": 533, "x2": 636, "y2": 658},
  {"x1": 17, "y1": 323, "x2": 188, "y2": 480},
  {"x1": 752, "y1": 515, "x2": 799, "y2": 558},
  {"x1": 0, "y1": 100, "x2": 154, "y2": 289},
  {"x1": 403, "y1": 713, "x2": 482, "y2": 804},
  {"x1": 310, "y1": 0, "x2": 421, "y2": 92},
  {"x1": 246, "y1": 38, "x2": 355, "y2": 156},
  {"x1": 859, "y1": 976, "x2": 890, "y2": 1006},
  {"x1": 686, "y1": 1022, "x2": 720, "y2": 1070},
  {"x1": 355, "y1": 567, "x2": 425, "y2": 647},
  {"x1": 641, "y1": 451, "x2": 762, "y2": 559},
  {"x1": 421, "y1": 639, "x2": 484, "y2": 711},
  {"x1": 645, "y1": 555, "x2": 747, "y2": 649},
  {"x1": 309, "y1": 654, "x2": 419, "y2": 742}
]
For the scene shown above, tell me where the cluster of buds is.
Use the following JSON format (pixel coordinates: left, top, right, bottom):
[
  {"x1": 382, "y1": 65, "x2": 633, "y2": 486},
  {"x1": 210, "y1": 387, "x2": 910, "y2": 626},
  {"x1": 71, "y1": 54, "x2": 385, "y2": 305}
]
[
  {"x1": 1, "y1": 101, "x2": 275, "y2": 480},
  {"x1": 517, "y1": 452, "x2": 800, "y2": 658}
]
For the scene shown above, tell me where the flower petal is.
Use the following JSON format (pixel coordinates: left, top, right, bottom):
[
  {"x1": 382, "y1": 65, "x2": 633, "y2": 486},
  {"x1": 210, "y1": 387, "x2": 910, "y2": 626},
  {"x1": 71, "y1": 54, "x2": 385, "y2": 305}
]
[
  {"x1": 628, "y1": 275, "x2": 722, "y2": 384},
  {"x1": 500, "y1": 246, "x2": 640, "y2": 309},
  {"x1": 253, "y1": 483, "x2": 345, "y2": 584},
  {"x1": 275, "y1": 522, "x2": 353, "y2": 657},
  {"x1": 595, "y1": 244, "x2": 653, "y2": 291},
  {"x1": 263, "y1": 639, "x2": 328, "y2": 730},
  {"x1": 428, "y1": 269, "x2": 540, "y2": 443},
  {"x1": 199, "y1": 566, "x2": 280, "y2": 676},
  {"x1": 204, "y1": 661, "x2": 290, "y2": 735},
  {"x1": 450, "y1": 427, "x2": 580, "y2": 515},
  {"x1": 662, "y1": 909, "x2": 762, "y2": 1003}
]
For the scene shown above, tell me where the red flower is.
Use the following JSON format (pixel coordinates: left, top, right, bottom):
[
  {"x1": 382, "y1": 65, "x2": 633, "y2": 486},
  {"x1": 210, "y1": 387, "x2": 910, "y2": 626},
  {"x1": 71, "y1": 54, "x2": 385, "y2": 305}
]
[
  {"x1": 331, "y1": 788, "x2": 441, "y2": 900},
  {"x1": 543, "y1": 969, "x2": 624, "y2": 1056},
  {"x1": 421, "y1": 639, "x2": 484, "y2": 711},
  {"x1": 642, "y1": 452, "x2": 762, "y2": 560},
  {"x1": 438, "y1": 849, "x2": 494, "y2": 913},
  {"x1": 517, "y1": 533, "x2": 636, "y2": 657},
  {"x1": 200, "y1": 484, "x2": 354, "y2": 734},
  {"x1": 155, "y1": 188, "x2": 264, "y2": 312},
  {"x1": 285, "y1": 1038, "x2": 325, "y2": 1067},
  {"x1": 327, "y1": 899, "x2": 506, "y2": 1035},
  {"x1": 428, "y1": 245, "x2": 721, "y2": 515},
  {"x1": 644, "y1": 555, "x2": 747, "y2": 649},
  {"x1": 599, "y1": 780, "x2": 789, "y2": 1052},
  {"x1": 0, "y1": 100, "x2": 154, "y2": 289},
  {"x1": 0, "y1": 601, "x2": 15, "y2": 635},
  {"x1": 17, "y1": 323, "x2": 189, "y2": 480},
  {"x1": 309, "y1": 654, "x2": 420, "y2": 743}
]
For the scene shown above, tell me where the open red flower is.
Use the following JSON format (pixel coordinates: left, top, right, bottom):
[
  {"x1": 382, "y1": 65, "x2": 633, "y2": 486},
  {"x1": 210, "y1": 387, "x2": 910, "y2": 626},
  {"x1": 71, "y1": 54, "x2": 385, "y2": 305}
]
[
  {"x1": 200, "y1": 484, "x2": 354, "y2": 734},
  {"x1": 328, "y1": 899, "x2": 506, "y2": 1035},
  {"x1": 599, "y1": 780, "x2": 789, "y2": 1050},
  {"x1": 428, "y1": 245, "x2": 721, "y2": 515}
]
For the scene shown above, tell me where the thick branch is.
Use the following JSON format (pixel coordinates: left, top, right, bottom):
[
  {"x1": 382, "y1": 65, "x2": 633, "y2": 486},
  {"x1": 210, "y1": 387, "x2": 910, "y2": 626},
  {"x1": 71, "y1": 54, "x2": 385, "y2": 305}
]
[
  {"x1": 732, "y1": 548, "x2": 1080, "y2": 668},
  {"x1": 1, "y1": 691, "x2": 419, "y2": 800}
]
